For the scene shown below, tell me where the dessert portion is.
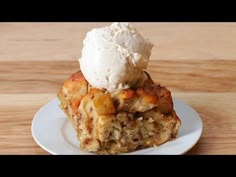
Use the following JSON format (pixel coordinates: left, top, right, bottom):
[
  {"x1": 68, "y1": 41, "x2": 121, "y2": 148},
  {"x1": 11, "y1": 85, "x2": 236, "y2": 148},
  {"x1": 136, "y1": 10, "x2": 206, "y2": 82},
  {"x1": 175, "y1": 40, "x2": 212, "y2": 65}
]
[
  {"x1": 57, "y1": 23, "x2": 181, "y2": 154},
  {"x1": 58, "y1": 71, "x2": 180, "y2": 154}
]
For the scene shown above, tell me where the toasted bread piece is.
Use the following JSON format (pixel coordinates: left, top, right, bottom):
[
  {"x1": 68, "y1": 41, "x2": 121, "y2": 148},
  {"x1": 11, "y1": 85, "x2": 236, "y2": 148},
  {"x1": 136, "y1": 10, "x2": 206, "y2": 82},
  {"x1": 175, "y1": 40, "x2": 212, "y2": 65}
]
[{"x1": 58, "y1": 71, "x2": 181, "y2": 154}]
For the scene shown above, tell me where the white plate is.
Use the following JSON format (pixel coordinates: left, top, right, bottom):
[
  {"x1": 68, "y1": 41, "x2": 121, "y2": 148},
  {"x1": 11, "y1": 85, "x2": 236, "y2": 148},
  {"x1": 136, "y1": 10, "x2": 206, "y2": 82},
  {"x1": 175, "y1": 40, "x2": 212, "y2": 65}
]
[{"x1": 31, "y1": 97, "x2": 203, "y2": 155}]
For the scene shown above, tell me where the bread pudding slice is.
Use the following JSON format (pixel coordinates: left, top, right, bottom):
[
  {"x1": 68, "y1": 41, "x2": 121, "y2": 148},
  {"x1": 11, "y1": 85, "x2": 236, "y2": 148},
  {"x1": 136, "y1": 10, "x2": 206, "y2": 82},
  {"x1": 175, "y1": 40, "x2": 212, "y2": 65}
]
[{"x1": 58, "y1": 71, "x2": 181, "y2": 154}]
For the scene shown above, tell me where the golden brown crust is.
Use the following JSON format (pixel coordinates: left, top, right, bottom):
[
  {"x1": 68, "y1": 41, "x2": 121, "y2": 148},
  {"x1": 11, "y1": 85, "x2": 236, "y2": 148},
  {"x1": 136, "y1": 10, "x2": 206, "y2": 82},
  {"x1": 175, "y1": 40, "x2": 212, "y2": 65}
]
[
  {"x1": 57, "y1": 71, "x2": 181, "y2": 154},
  {"x1": 57, "y1": 71, "x2": 88, "y2": 130}
]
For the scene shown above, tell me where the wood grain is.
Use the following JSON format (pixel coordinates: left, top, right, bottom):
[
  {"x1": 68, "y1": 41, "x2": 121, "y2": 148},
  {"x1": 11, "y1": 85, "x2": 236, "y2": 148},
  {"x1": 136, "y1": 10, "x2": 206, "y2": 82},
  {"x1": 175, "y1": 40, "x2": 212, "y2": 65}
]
[
  {"x1": 0, "y1": 22, "x2": 236, "y2": 154},
  {"x1": 175, "y1": 93, "x2": 236, "y2": 154},
  {"x1": 1, "y1": 23, "x2": 236, "y2": 61},
  {"x1": 0, "y1": 60, "x2": 235, "y2": 93},
  {"x1": 0, "y1": 94, "x2": 55, "y2": 154}
]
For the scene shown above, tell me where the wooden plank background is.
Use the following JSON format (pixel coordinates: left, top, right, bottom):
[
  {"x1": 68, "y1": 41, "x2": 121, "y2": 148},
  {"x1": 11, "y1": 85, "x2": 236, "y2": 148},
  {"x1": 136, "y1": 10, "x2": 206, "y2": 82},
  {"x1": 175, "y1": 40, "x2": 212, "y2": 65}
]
[{"x1": 0, "y1": 22, "x2": 236, "y2": 154}]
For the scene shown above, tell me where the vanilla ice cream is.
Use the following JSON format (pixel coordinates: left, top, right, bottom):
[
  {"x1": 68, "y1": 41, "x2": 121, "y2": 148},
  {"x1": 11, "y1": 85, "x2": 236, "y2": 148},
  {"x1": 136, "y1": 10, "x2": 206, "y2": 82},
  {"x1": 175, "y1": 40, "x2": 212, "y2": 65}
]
[{"x1": 79, "y1": 22, "x2": 153, "y2": 92}]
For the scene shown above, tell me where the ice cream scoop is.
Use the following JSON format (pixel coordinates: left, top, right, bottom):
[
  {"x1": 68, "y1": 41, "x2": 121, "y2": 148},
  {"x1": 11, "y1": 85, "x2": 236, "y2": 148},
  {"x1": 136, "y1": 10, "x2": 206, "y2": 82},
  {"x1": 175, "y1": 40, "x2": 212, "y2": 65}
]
[{"x1": 79, "y1": 22, "x2": 153, "y2": 92}]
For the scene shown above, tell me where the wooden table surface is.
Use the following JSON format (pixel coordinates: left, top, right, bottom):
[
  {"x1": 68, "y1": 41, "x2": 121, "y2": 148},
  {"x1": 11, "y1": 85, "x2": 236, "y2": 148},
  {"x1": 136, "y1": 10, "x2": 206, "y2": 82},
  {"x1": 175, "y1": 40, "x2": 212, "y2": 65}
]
[{"x1": 0, "y1": 22, "x2": 236, "y2": 155}]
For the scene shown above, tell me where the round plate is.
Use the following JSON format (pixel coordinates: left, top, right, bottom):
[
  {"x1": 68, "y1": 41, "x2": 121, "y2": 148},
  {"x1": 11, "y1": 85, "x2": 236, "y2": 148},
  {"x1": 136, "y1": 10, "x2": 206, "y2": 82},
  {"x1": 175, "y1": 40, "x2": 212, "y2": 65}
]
[{"x1": 31, "y1": 97, "x2": 203, "y2": 155}]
